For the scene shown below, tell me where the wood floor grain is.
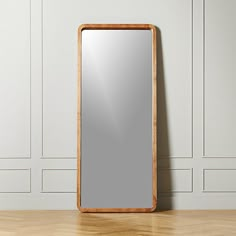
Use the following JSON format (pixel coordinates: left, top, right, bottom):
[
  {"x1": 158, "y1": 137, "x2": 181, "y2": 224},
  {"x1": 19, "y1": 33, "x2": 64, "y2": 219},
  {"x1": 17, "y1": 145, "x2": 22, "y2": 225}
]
[{"x1": 0, "y1": 210, "x2": 235, "y2": 235}]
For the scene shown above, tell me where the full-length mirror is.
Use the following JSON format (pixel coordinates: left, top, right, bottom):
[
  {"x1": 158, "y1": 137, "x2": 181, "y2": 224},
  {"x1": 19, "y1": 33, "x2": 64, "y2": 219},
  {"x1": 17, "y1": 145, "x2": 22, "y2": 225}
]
[{"x1": 77, "y1": 24, "x2": 157, "y2": 212}]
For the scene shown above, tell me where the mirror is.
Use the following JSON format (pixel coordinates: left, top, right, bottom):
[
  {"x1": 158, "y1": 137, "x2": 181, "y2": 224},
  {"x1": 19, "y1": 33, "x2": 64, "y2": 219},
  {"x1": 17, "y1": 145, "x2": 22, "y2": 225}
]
[{"x1": 77, "y1": 24, "x2": 157, "y2": 212}]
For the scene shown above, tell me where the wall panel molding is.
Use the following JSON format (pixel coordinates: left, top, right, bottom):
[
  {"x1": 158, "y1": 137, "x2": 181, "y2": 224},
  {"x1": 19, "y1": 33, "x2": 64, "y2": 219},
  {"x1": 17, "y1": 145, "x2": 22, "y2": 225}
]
[
  {"x1": 0, "y1": 169, "x2": 31, "y2": 193},
  {"x1": 202, "y1": 0, "x2": 236, "y2": 158},
  {"x1": 41, "y1": 0, "x2": 193, "y2": 159},
  {"x1": 41, "y1": 169, "x2": 76, "y2": 193},
  {"x1": 203, "y1": 169, "x2": 236, "y2": 192},
  {"x1": 158, "y1": 168, "x2": 193, "y2": 193},
  {"x1": 159, "y1": 0, "x2": 193, "y2": 159},
  {"x1": 41, "y1": 0, "x2": 76, "y2": 159},
  {"x1": 0, "y1": 0, "x2": 31, "y2": 159}
]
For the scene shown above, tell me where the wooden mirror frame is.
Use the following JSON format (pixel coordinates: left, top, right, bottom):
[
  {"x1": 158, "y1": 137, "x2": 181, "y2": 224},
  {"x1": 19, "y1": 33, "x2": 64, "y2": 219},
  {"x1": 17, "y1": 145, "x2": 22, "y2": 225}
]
[{"x1": 77, "y1": 24, "x2": 157, "y2": 213}]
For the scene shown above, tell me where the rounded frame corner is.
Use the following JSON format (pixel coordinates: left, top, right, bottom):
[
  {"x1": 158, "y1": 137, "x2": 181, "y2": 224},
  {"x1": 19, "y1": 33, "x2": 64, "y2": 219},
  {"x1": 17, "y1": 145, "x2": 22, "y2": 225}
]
[{"x1": 78, "y1": 24, "x2": 87, "y2": 33}]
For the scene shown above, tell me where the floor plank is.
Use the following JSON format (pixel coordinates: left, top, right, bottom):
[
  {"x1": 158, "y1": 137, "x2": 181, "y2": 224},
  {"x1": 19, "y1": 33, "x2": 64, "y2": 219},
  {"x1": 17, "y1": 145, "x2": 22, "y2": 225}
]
[{"x1": 0, "y1": 210, "x2": 235, "y2": 235}]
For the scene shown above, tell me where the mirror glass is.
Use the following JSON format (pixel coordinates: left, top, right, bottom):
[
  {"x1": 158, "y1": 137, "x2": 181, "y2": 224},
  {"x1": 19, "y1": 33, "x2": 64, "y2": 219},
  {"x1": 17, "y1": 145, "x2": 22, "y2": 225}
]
[{"x1": 80, "y1": 29, "x2": 153, "y2": 209}]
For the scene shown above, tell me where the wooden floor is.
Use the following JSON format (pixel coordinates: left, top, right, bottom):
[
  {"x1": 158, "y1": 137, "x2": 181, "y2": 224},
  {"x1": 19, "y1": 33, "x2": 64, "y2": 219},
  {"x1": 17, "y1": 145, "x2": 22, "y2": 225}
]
[{"x1": 0, "y1": 210, "x2": 235, "y2": 235}]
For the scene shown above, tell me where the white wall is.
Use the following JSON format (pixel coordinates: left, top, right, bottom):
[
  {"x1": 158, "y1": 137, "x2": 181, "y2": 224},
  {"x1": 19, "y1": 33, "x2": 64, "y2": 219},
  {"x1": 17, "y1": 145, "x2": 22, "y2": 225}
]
[{"x1": 0, "y1": 0, "x2": 235, "y2": 209}]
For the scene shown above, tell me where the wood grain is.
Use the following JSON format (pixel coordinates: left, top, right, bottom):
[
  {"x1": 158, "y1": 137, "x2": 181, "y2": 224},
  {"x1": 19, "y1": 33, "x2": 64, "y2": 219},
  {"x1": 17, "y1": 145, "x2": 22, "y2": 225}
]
[
  {"x1": 77, "y1": 25, "x2": 82, "y2": 211},
  {"x1": 0, "y1": 210, "x2": 236, "y2": 235},
  {"x1": 78, "y1": 24, "x2": 156, "y2": 31},
  {"x1": 77, "y1": 24, "x2": 157, "y2": 213}
]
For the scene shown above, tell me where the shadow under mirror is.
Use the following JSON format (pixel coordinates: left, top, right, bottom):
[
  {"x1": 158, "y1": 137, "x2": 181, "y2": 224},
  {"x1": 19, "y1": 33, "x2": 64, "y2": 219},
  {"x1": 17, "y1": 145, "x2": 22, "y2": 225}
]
[{"x1": 156, "y1": 27, "x2": 173, "y2": 211}]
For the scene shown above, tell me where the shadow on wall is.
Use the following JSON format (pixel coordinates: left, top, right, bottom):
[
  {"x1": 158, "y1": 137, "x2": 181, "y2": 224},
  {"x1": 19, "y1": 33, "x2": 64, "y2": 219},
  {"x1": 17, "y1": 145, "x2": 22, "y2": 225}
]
[{"x1": 156, "y1": 27, "x2": 172, "y2": 211}]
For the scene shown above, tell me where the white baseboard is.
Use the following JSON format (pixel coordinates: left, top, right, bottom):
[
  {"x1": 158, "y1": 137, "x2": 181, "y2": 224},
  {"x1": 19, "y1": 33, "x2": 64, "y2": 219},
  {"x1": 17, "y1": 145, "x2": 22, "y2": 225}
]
[{"x1": 0, "y1": 195, "x2": 236, "y2": 210}]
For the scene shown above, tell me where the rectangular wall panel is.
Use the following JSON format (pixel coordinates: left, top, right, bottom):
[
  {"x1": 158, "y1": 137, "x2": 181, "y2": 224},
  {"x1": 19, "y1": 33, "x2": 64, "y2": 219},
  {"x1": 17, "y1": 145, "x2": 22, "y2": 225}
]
[
  {"x1": 204, "y1": 169, "x2": 236, "y2": 192},
  {"x1": 158, "y1": 169, "x2": 193, "y2": 193},
  {"x1": 42, "y1": 169, "x2": 76, "y2": 193},
  {"x1": 204, "y1": 0, "x2": 236, "y2": 157},
  {"x1": 42, "y1": 0, "x2": 192, "y2": 158},
  {"x1": 0, "y1": 169, "x2": 30, "y2": 193},
  {"x1": 0, "y1": 0, "x2": 31, "y2": 158},
  {"x1": 157, "y1": 0, "x2": 193, "y2": 158}
]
